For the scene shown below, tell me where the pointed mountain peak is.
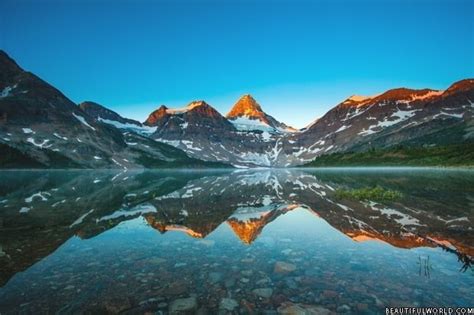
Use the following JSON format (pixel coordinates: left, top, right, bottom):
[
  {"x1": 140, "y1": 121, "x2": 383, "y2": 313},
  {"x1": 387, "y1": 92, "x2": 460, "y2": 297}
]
[
  {"x1": 0, "y1": 50, "x2": 23, "y2": 72},
  {"x1": 187, "y1": 100, "x2": 208, "y2": 108},
  {"x1": 144, "y1": 99, "x2": 231, "y2": 128},
  {"x1": 144, "y1": 104, "x2": 170, "y2": 126},
  {"x1": 165, "y1": 100, "x2": 209, "y2": 114},
  {"x1": 240, "y1": 93, "x2": 258, "y2": 103},
  {"x1": 0, "y1": 50, "x2": 25, "y2": 85},
  {"x1": 226, "y1": 94, "x2": 296, "y2": 133},
  {"x1": 227, "y1": 94, "x2": 264, "y2": 119}
]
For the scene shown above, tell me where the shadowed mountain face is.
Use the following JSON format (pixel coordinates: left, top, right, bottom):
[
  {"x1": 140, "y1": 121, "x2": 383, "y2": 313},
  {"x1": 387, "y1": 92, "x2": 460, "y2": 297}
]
[
  {"x1": 79, "y1": 101, "x2": 142, "y2": 127},
  {"x1": 290, "y1": 81, "x2": 474, "y2": 163},
  {"x1": 141, "y1": 100, "x2": 290, "y2": 167},
  {"x1": 140, "y1": 80, "x2": 474, "y2": 167},
  {"x1": 286, "y1": 81, "x2": 473, "y2": 165},
  {"x1": 0, "y1": 51, "x2": 136, "y2": 168},
  {"x1": 0, "y1": 51, "x2": 230, "y2": 169},
  {"x1": 1, "y1": 169, "x2": 472, "y2": 293},
  {"x1": 1, "y1": 50, "x2": 472, "y2": 168}
]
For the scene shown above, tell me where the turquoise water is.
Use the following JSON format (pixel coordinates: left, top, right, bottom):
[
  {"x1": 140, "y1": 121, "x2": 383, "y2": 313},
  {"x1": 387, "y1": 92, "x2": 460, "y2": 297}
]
[{"x1": 0, "y1": 169, "x2": 473, "y2": 313}]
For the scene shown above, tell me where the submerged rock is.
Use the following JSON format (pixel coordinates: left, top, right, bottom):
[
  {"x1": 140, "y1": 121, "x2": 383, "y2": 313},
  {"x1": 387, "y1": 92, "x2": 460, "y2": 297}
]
[
  {"x1": 103, "y1": 297, "x2": 132, "y2": 313},
  {"x1": 274, "y1": 261, "x2": 296, "y2": 274},
  {"x1": 168, "y1": 280, "x2": 188, "y2": 295},
  {"x1": 252, "y1": 288, "x2": 273, "y2": 298},
  {"x1": 277, "y1": 302, "x2": 331, "y2": 315},
  {"x1": 337, "y1": 304, "x2": 351, "y2": 313},
  {"x1": 209, "y1": 272, "x2": 223, "y2": 284},
  {"x1": 169, "y1": 297, "x2": 197, "y2": 313},
  {"x1": 219, "y1": 298, "x2": 239, "y2": 311}
]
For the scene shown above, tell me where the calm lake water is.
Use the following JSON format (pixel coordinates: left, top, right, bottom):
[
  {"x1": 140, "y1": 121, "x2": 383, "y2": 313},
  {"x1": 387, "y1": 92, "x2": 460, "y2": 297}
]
[{"x1": 0, "y1": 169, "x2": 473, "y2": 314}]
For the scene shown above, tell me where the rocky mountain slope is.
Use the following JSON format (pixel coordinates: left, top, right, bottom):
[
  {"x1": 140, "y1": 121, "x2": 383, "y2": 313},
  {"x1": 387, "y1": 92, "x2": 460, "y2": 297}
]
[
  {"x1": 291, "y1": 80, "x2": 474, "y2": 165},
  {"x1": 0, "y1": 50, "x2": 228, "y2": 169},
  {"x1": 1, "y1": 49, "x2": 472, "y2": 168},
  {"x1": 140, "y1": 79, "x2": 473, "y2": 167},
  {"x1": 142, "y1": 100, "x2": 287, "y2": 167},
  {"x1": 79, "y1": 101, "x2": 141, "y2": 127}
]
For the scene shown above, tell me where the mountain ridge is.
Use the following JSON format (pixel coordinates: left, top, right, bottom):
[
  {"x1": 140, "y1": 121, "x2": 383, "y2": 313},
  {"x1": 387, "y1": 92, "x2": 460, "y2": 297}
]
[
  {"x1": 1, "y1": 49, "x2": 473, "y2": 168},
  {"x1": 226, "y1": 94, "x2": 296, "y2": 133},
  {"x1": 0, "y1": 50, "x2": 231, "y2": 169}
]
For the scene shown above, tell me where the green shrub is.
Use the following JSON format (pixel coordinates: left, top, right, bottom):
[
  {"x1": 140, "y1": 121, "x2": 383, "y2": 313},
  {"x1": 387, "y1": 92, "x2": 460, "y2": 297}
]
[{"x1": 335, "y1": 186, "x2": 403, "y2": 201}]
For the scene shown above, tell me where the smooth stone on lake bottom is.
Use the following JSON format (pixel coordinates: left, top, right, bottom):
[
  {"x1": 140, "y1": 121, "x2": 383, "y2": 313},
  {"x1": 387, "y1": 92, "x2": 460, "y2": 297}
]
[
  {"x1": 277, "y1": 302, "x2": 331, "y2": 315},
  {"x1": 174, "y1": 263, "x2": 187, "y2": 267},
  {"x1": 253, "y1": 288, "x2": 274, "y2": 298},
  {"x1": 169, "y1": 297, "x2": 197, "y2": 313},
  {"x1": 219, "y1": 298, "x2": 239, "y2": 311},
  {"x1": 337, "y1": 304, "x2": 351, "y2": 313},
  {"x1": 274, "y1": 261, "x2": 297, "y2": 273},
  {"x1": 209, "y1": 272, "x2": 223, "y2": 283}
]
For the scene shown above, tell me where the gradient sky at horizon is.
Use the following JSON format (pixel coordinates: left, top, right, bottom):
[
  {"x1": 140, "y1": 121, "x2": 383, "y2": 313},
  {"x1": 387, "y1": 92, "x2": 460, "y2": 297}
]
[{"x1": 1, "y1": 0, "x2": 473, "y2": 128}]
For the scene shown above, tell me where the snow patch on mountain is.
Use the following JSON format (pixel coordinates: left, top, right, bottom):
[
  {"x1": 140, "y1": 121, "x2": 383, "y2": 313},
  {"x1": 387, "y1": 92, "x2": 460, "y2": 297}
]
[
  {"x1": 25, "y1": 191, "x2": 50, "y2": 203},
  {"x1": 98, "y1": 204, "x2": 157, "y2": 221},
  {"x1": 230, "y1": 116, "x2": 273, "y2": 132},
  {"x1": 53, "y1": 133, "x2": 68, "y2": 141},
  {"x1": 368, "y1": 202, "x2": 421, "y2": 227},
  {"x1": 27, "y1": 138, "x2": 52, "y2": 149},
  {"x1": 433, "y1": 112, "x2": 464, "y2": 119},
  {"x1": 72, "y1": 113, "x2": 96, "y2": 131},
  {"x1": 165, "y1": 101, "x2": 204, "y2": 114},
  {"x1": 261, "y1": 131, "x2": 271, "y2": 141},
  {"x1": 335, "y1": 124, "x2": 351, "y2": 133},
  {"x1": 359, "y1": 108, "x2": 422, "y2": 135},
  {"x1": 238, "y1": 152, "x2": 271, "y2": 167},
  {"x1": 98, "y1": 117, "x2": 157, "y2": 134},
  {"x1": 181, "y1": 140, "x2": 202, "y2": 151},
  {"x1": 156, "y1": 138, "x2": 181, "y2": 147},
  {"x1": 70, "y1": 209, "x2": 94, "y2": 228},
  {"x1": 0, "y1": 84, "x2": 17, "y2": 98}
]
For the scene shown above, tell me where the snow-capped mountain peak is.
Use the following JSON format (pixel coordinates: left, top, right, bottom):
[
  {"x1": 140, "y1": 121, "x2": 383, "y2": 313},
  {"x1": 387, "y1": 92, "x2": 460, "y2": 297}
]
[
  {"x1": 226, "y1": 94, "x2": 296, "y2": 133},
  {"x1": 226, "y1": 94, "x2": 266, "y2": 120},
  {"x1": 165, "y1": 100, "x2": 206, "y2": 115}
]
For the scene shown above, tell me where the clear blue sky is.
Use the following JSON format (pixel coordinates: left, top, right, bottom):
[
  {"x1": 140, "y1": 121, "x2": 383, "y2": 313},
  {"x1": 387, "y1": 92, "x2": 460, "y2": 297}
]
[{"x1": 1, "y1": 0, "x2": 473, "y2": 128}]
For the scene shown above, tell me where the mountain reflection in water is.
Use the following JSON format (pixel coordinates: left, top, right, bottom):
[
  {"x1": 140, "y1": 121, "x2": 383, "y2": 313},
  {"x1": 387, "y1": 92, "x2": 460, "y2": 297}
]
[{"x1": 0, "y1": 169, "x2": 473, "y2": 313}]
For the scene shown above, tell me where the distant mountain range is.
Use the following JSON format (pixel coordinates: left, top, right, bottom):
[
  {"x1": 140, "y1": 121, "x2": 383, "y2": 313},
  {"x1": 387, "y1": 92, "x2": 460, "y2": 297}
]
[{"x1": 0, "y1": 50, "x2": 473, "y2": 168}]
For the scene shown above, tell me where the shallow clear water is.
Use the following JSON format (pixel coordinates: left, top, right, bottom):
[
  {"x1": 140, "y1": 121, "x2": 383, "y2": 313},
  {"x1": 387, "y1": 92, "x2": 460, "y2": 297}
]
[{"x1": 0, "y1": 169, "x2": 473, "y2": 314}]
